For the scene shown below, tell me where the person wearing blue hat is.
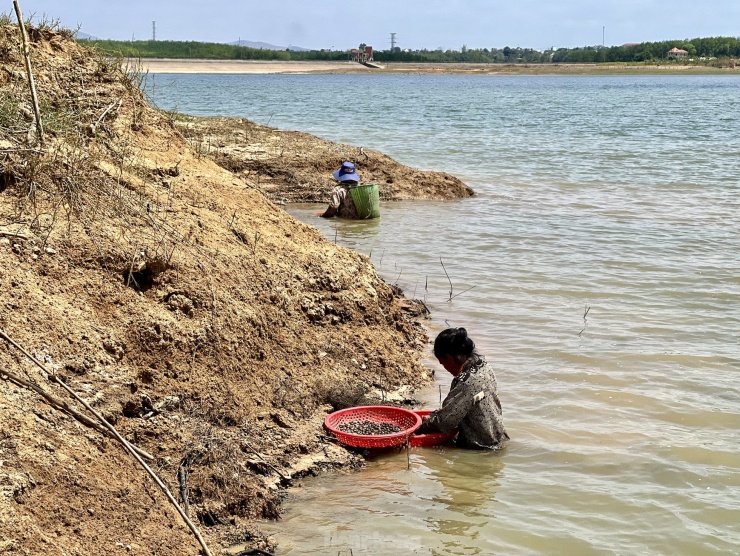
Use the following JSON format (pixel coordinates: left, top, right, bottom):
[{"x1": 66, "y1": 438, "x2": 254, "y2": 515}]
[{"x1": 318, "y1": 161, "x2": 361, "y2": 218}]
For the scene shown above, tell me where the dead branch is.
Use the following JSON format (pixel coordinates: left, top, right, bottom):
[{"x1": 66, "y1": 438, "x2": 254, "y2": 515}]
[
  {"x1": 450, "y1": 285, "x2": 476, "y2": 300},
  {"x1": 0, "y1": 228, "x2": 31, "y2": 240},
  {"x1": 0, "y1": 363, "x2": 154, "y2": 461},
  {"x1": 0, "y1": 328, "x2": 213, "y2": 556},
  {"x1": 440, "y1": 257, "x2": 453, "y2": 301},
  {"x1": 578, "y1": 304, "x2": 591, "y2": 337},
  {"x1": 417, "y1": 299, "x2": 431, "y2": 316},
  {"x1": 89, "y1": 99, "x2": 123, "y2": 135},
  {"x1": 241, "y1": 440, "x2": 291, "y2": 481},
  {"x1": 0, "y1": 148, "x2": 45, "y2": 154},
  {"x1": 177, "y1": 462, "x2": 190, "y2": 515},
  {"x1": 13, "y1": 1, "x2": 44, "y2": 145}
]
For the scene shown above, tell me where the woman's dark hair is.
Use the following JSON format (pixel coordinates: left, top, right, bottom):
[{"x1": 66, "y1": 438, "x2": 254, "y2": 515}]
[{"x1": 434, "y1": 327, "x2": 476, "y2": 360}]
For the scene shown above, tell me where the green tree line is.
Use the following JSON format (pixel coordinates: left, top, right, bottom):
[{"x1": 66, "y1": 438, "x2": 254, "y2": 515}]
[
  {"x1": 83, "y1": 36, "x2": 740, "y2": 64},
  {"x1": 374, "y1": 45, "x2": 547, "y2": 63},
  {"x1": 551, "y1": 36, "x2": 740, "y2": 63},
  {"x1": 83, "y1": 39, "x2": 348, "y2": 61}
]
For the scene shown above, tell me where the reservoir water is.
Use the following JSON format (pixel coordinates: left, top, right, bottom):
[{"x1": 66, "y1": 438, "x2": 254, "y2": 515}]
[{"x1": 149, "y1": 74, "x2": 740, "y2": 554}]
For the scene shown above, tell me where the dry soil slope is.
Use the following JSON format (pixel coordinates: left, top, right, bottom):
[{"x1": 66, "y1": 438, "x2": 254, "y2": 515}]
[{"x1": 0, "y1": 25, "x2": 428, "y2": 554}]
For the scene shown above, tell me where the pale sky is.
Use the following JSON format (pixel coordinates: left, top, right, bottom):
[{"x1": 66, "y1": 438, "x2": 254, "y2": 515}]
[{"x1": 18, "y1": 0, "x2": 740, "y2": 51}]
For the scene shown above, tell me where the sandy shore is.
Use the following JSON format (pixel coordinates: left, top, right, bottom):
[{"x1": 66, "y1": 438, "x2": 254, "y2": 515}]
[
  {"x1": 139, "y1": 58, "x2": 372, "y2": 74},
  {"x1": 138, "y1": 58, "x2": 739, "y2": 75}
]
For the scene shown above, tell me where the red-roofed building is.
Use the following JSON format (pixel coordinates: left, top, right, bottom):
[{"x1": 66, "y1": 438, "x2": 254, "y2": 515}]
[
  {"x1": 350, "y1": 46, "x2": 374, "y2": 63},
  {"x1": 668, "y1": 47, "x2": 688, "y2": 59}
]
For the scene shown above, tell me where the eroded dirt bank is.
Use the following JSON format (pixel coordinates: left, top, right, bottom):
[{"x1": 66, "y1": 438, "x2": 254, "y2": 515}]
[
  {"x1": 1, "y1": 25, "x2": 430, "y2": 554},
  {"x1": 175, "y1": 116, "x2": 474, "y2": 204}
]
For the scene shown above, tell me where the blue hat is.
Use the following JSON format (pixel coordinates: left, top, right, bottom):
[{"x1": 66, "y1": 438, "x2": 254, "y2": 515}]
[{"x1": 333, "y1": 161, "x2": 360, "y2": 182}]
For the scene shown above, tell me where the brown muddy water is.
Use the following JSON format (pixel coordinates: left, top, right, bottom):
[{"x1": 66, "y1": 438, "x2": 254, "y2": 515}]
[
  {"x1": 263, "y1": 194, "x2": 739, "y2": 555},
  {"x1": 150, "y1": 73, "x2": 740, "y2": 554}
]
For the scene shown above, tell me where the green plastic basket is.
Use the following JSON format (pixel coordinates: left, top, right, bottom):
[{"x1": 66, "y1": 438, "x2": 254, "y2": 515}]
[{"x1": 349, "y1": 183, "x2": 380, "y2": 219}]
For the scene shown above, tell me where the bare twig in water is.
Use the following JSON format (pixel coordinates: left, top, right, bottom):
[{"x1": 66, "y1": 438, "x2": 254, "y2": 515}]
[
  {"x1": 578, "y1": 304, "x2": 591, "y2": 336},
  {"x1": 440, "y1": 257, "x2": 453, "y2": 301},
  {"x1": 450, "y1": 285, "x2": 476, "y2": 300}
]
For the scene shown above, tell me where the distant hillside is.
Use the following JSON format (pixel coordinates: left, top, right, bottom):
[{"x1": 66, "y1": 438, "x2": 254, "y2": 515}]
[
  {"x1": 231, "y1": 39, "x2": 310, "y2": 51},
  {"x1": 75, "y1": 31, "x2": 99, "y2": 40}
]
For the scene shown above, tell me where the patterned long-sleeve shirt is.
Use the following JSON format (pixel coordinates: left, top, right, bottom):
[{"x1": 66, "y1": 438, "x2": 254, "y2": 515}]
[
  {"x1": 429, "y1": 355, "x2": 509, "y2": 450},
  {"x1": 328, "y1": 183, "x2": 359, "y2": 219}
]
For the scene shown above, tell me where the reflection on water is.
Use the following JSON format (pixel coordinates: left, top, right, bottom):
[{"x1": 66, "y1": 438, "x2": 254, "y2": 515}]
[
  {"x1": 149, "y1": 74, "x2": 740, "y2": 554},
  {"x1": 263, "y1": 448, "x2": 505, "y2": 555},
  {"x1": 425, "y1": 451, "x2": 505, "y2": 555}
]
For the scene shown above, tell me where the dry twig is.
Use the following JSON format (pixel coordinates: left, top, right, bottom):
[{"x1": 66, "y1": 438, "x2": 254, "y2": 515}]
[
  {"x1": 0, "y1": 361, "x2": 154, "y2": 461},
  {"x1": 241, "y1": 440, "x2": 291, "y2": 481},
  {"x1": 0, "y1": 329, "x2": 213, "y2": 556},
  {"x1": 89, "y1": 99, "x2": 123, "y2": 135},
  {"x1": 440, "y1": 257, "x2": 453, "y2": 301},
  {"x1": 177, "y1": 462, "x2": 190, "y2": 515},
  {"x1": 0, "y1": 227, "x2": 30, "y2": 240},
  {"x1": 13, "y1": 0, "x2": 44, "y2": 145}
]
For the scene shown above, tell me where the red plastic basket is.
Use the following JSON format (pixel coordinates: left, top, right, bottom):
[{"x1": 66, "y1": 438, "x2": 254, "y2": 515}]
[
  {"x1": 409, "y1": 410, "x2": 457, "y2": 447},
  {"x1": 324, "y1": 406, "x2": 422, "y2": 449}
]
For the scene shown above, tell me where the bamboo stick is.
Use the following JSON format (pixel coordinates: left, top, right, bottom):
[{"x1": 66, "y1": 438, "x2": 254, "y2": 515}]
[
  {"x1": 0, "y1": 329, "x2": 212, "y2": 556},
  {"x1": 0, "y1": 364, "x2": 154, "y2": 461},
  {"x1": 12, "y1": 0, "x2": 44, "y2": 145}
]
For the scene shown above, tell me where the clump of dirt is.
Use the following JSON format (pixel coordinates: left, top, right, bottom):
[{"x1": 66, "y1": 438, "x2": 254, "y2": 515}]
[
  {"x1": 0, "y1": 22, "x2": 431, "y2": 555},
  {"x1": 176, "y1": 116, "x2": 475, "y2": 203}
]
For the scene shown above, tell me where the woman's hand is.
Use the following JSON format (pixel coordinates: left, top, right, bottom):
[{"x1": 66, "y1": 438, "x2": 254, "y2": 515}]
[{"x1": 418, "y1": 414, "x2": 437, "y2": 434}]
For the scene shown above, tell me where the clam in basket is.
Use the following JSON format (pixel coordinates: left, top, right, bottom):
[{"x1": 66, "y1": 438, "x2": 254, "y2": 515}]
[{"x1": 324, "y1": 405, "x2": 422, "y2": 449}]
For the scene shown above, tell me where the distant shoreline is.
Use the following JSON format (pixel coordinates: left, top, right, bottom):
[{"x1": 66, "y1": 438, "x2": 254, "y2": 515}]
[{"x1": 137, "y1": 58, "x2": 739, "y2": 75}]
